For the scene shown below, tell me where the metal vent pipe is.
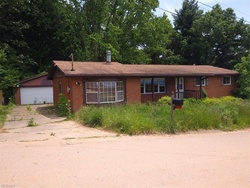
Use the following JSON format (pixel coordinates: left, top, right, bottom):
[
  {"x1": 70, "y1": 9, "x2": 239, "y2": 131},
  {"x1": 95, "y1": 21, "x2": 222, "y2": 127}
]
[{"x1": 106, "y1": 50, "x2": 111, "y2": 63}]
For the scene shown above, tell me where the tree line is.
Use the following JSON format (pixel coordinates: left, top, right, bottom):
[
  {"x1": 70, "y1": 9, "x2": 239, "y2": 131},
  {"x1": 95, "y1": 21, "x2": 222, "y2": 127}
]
[{"x1": 0, "y1": 0, "x2": 249, "y2": 100}]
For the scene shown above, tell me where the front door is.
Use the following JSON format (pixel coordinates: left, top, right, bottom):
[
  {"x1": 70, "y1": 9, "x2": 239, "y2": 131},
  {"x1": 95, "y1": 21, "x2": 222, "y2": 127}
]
[{"x1": 175, "y1": 77, "x2": 184, "y2": 99}]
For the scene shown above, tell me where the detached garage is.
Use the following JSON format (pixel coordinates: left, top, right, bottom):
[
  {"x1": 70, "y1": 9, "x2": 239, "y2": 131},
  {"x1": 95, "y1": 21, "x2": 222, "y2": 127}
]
[{"x1": 15, "y1": 74, "x2": 53, "y2": 105}]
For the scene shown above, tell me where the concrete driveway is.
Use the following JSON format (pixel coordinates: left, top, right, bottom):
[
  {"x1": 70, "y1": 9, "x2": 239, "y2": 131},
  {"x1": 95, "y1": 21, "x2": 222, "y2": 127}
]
[
  {"x1": 0, "y1": 105, "x2": 249, "y2": 187},
  {"x1": 0, "y1": 105, "x2": 117, "y2": 143}
]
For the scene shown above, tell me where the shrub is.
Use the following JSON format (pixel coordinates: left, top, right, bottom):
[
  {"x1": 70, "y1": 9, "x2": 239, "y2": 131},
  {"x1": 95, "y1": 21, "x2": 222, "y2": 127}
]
[
  {"x1": 157, "y1": 96, "x2": 171, "y2": 105},
  {"x1": 57, "y1": 94, "x2": 72, "y2": 118}
]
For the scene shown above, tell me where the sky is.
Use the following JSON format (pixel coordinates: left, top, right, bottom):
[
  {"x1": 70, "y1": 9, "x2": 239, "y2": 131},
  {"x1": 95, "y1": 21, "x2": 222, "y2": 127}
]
[{"x1": 155, "y1": 0, "x2": 250, "y2": 24}]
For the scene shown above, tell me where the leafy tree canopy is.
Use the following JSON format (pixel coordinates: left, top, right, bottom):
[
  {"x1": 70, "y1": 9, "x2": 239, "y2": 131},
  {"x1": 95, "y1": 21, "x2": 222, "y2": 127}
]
[
  {"x1": 0, "y1": 0, "x2": 249, "y2": 101},
  {"x1": 234, "y1": 54, "x2": 250, "y2": 99}
]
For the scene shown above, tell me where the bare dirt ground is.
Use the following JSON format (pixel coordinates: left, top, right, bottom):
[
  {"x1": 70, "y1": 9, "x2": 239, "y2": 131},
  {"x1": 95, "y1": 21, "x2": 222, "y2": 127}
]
[{"x1": 0, "y1": 105, "x2": 249, "y2": 188}]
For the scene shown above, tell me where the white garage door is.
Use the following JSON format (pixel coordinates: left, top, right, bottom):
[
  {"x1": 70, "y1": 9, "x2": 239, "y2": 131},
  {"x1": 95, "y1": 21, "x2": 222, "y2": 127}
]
[{"x1": 20, "y1": 87, "x2": 53, "y2": 105}]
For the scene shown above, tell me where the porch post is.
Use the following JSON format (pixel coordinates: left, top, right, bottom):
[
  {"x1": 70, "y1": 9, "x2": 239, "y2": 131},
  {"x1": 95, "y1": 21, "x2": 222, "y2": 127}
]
[
  {"x1": 151, "y1": 78, "x2": 154, "y2": 102},
  {"x1": 177, "y1": 77, "x2": 180, "y2": 99}
]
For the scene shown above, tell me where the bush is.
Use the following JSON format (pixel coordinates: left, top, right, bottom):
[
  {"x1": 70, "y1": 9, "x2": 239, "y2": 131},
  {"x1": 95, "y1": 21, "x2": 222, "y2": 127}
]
[
  {"x1": 57, "y1": 94, "x2": 72, "y2": 118},
  {"x1": 157, "y1": 96, "x2": 171, "y2": 105}
]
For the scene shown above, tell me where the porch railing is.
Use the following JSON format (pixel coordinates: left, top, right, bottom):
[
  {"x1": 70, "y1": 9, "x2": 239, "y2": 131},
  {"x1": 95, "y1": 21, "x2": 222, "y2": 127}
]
[{"x1": 167, "y1": 90, "x2": 202, "y2": 99}]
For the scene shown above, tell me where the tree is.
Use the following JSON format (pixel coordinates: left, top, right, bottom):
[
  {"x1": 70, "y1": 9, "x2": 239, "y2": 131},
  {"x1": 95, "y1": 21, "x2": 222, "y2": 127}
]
[
  {"x1": 234, "y1": 54, "x2": 250, "y2": 99},
  {"x1": 192, "y1": 4, "x2": 250, "y2": 69},
  {"x1": 171, "y1": 0, "x2": 204, "y2": 65},
  {"x1": 139, "y1": 15, "x2": 177, "y2": 64},
  {"x1": 0, "y1": 0, "x2": 33, "y2": 102},
  {"x1": 56, "y1": 0, "x2": 175, "y2": 64}
]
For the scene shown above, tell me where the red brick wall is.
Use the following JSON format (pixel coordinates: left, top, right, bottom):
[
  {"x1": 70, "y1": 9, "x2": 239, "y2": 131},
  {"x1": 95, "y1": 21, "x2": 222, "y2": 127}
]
[
  {"x1": 141, "y1": 93, "x2": 167, "y2": 103},
  {"x1": 69, "y1": 77, "x2": 84, "y2": 112},
  {"x1": 52, "y1": 77, "x2": 69, "y2": 106},
  {"x1": 15, "y1": 88, "x2": 21, "y2": 105},
  {"x1": 52, "y1": 77, "x2": 84, "y2": 112},
  {"x1": 184, "y1": 76, "x2": 238, "y2": 98},
  {"x1": 203, "y1": 76, "x2": 237, "y2": 98},
  {"x1": 125, "y1": 77, "x2": 141, "y2": 103},
  {"x1": 166, "y1": 77, "x2": 176, "y2": 94}
]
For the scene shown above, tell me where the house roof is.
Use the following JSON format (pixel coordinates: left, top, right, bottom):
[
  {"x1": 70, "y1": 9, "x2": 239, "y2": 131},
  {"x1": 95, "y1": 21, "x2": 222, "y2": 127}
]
[
  {"x1": 19, "y1": 74, "x2": 52, "y2": 87},
  {"x1": 48, "y1": 61, "x2": 239, "y2": 79}
]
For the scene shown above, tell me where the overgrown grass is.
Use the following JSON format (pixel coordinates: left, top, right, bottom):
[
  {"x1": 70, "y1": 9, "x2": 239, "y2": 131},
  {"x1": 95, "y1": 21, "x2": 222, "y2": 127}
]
[
  {"x1": 75, "y1": 96, "x2": 250, "y2": 135},
  {"x1": 0, "y1": 104, "x2": 14, "y2": 128}
]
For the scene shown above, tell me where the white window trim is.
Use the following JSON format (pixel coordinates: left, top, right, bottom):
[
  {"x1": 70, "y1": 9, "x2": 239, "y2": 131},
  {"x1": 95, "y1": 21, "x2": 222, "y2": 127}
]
[
  {"x1": 86, "y1": 82, "x2": 99, "y2": 104},
  {"x1": 222, "y1": 76, "x2": 231, "y2": 85},
  {"x1": 86, "y1": 81, "x2": 124, "y2": 104},
  {"x1": 195, "y1": 78, "x2": 206, "y2": 86}
]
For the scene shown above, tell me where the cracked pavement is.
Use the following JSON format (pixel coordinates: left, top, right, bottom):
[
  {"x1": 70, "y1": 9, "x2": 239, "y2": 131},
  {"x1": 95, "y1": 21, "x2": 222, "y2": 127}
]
[{"x1": 0, "y1": 105, "x2": 118, "y2": 144}]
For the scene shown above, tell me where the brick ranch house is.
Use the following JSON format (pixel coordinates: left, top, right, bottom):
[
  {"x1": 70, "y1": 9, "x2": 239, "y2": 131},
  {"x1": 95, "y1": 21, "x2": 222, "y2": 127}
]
[{"x1": 48, "y1": 61, "x2": 239, "y2": 112}]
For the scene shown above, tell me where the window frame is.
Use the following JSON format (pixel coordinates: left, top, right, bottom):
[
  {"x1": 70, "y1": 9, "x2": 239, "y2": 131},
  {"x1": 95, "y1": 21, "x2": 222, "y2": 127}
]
[
  {"x1": 195, "y1": 77, "x2": 206, "y2": 86},
  {"x1": 222, "y1": 76, "x2": 231, "y2": 85},
  {"x1": 85, "y1": 81, "x2": 124, "y2": 104},
  {"x1": 86, "y1": 82, "x2": 99, "y2": 104},
  {"x1": 58, "y1": 82, "x2": 62, "y2": 94},
  {"x1": 141, "y1": 78, "x2": 166, "y2": 94}
]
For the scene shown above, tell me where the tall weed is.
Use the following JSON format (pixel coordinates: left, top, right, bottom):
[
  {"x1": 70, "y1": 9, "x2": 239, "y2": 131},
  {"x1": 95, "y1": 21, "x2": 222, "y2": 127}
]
[
  {"x1": 57, "y1": 94, "x2": 72, "y2": 118},
  {"x1": 0, "y1": 104, "x2": 14, "y2": 128},
  {"x1": 75, "y1": 97, "x2": 250, "y2": 135}
]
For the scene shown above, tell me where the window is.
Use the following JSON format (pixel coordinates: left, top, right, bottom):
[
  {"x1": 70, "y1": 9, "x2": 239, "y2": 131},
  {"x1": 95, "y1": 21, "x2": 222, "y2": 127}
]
[
  {"x1": 86, "y1": 82, "x2": 98, "y2": 103},
  {"x1": 223, "y1": 76, "x2": 231, "y2": 85},
  {"x1": 195, "y1": 78, "x2": 206, "y2": 86},
  {"x1": 141, "y1": 78, "x2": 166, "y2": 94},
  {"x1": 116, "y1": 81, "x2": 124, "y2": 102},
  {"x1": 86, "y1": 81, "x2": 124, "y2": 104},
  {"x1": 58, "y1": 82, "x2": 62, "y2": 94}
]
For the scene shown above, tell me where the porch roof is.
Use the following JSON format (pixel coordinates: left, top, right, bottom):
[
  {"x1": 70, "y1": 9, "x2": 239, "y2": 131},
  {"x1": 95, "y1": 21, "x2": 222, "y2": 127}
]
[{"x1": 48, "y1": 61, "x2": 239, "y2": 79}]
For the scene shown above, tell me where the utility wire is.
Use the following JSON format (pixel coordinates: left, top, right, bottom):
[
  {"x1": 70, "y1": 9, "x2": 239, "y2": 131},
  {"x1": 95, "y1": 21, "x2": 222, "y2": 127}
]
[
  {"x1": 213, "y1": 0, "x2": 250, "y2": 18},
  {"x1": 156, "y1": 1, "x2": 250, "y2": 24},
  {"x1": 157, "y1": 7, "x2": 176, "y2": 15},
  {"x1": 197, "y1": 1, "x2": 250, "y2": 23}
]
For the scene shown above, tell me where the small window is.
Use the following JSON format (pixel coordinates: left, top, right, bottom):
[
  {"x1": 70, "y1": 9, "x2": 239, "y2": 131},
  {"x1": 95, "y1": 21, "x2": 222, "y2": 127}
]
[
  {"x1": 195, "y1": 78, "x2": 206, "y2": 86},
  {"x1": 141, "y1": 78, "x2": 166, "y2": 94},
  {"x1": 145, "y1": 79, "x2": 152, "y2": 93},
  {"x1": 86, "y1": 82, "x2": 98, "y2": 103},
  {"x1": 223, "y1": 76, "x2": 231, "y2": 85},
  {"x1": 58, "y1": 82, "x2": 62, "y2": 94}
]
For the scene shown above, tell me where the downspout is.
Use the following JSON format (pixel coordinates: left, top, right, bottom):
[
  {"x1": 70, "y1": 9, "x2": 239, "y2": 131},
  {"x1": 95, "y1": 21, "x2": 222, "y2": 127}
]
[
  {"x1": 152, "y1": 77, "x2": 154, "y2": 102},
  {"x1": 177, "y1": 77, "x2": 180, "y2": 99},
  {"x1": 67, "y1": 77, "x2": 72, "y2": 110}
]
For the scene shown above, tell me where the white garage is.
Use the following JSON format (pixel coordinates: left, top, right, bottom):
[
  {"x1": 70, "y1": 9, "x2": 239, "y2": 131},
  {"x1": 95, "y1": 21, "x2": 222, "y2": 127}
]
[
  {"x1": 20, "y1": 87, "x2": 53, "y2": 105},
  {"x1": 15, "y1": 74, "x2": 54, "y2": 105}
]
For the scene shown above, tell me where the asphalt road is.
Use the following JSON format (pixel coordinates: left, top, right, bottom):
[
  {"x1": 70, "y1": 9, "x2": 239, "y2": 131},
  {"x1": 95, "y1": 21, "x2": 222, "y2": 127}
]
[{"x1": 0, "y1": 105, "x2": 249, "y2": 187}]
